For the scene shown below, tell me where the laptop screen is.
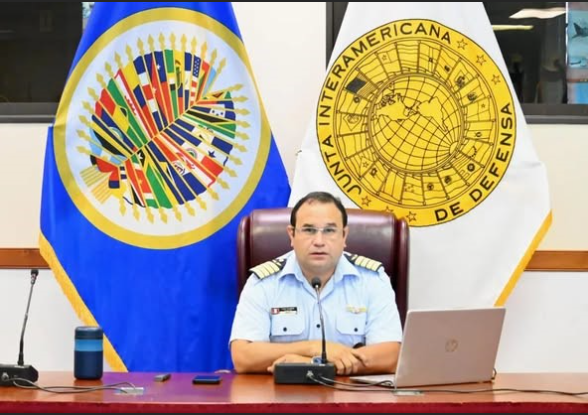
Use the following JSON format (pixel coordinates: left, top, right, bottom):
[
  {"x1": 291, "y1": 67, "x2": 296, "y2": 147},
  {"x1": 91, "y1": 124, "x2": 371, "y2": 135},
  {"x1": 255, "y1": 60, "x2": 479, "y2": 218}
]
[{"x1": 351, "y1": 307, "x2": 506, "y2": 388}]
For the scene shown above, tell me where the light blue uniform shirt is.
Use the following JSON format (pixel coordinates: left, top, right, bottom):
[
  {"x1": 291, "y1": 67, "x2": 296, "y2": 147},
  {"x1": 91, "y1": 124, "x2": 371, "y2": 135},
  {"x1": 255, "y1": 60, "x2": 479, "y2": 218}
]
[{"x1": 230, "y1": 251, "x2": 402, "y2": 347}]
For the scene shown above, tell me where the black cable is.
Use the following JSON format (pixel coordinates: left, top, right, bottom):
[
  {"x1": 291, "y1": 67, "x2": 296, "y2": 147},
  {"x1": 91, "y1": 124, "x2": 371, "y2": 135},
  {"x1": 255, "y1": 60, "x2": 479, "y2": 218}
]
[
  {"x1": 315, "y1": 375, "x2": 588, "y2": 397},
  {"x1": 308, "y1": 373, "x2": 397, "y2": 392},
  {"x1": 328, "y1": 377, "x2": 395, "y2": 388},
  {"x1": 392, "y1": 387, "x2": 588, "y2": 397},
  {"x1": 11, "y1": 378, "x2": 138, "y2": 394}
]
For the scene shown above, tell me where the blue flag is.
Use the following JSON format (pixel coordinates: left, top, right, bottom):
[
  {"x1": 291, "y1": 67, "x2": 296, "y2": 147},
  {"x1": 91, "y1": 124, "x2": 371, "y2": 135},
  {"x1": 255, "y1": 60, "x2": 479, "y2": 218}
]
[{"x1": 40, "y1": 2, "x2": 290, "y2": 371}]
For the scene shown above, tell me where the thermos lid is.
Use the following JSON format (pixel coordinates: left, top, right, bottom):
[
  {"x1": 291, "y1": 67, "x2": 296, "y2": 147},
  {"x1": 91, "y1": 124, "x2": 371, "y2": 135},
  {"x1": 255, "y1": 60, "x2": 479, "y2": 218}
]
[{"x1": 75, "y1": 326, "x2": 103, "y2": 340}]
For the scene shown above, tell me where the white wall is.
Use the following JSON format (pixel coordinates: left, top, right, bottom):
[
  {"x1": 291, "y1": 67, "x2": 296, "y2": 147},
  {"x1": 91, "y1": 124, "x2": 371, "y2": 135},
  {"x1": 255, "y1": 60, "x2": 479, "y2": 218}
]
[
  {"x1": 496, "y1": 272, "x2": 588, "y2": 373},
  {"x1": 0, "y1": 269, "x2": 83, "y2": 371},
  {"x1": 1, "y1": 3, "x2": 587, "y2": 373},
  {"x1": 529, "y1": 125, "x2": 588, "y2": 250},
  {"x1": 0, "y1": 124, "x2": 47, "y2": 248},
  {"x1": 232, "y1": 2, "x2": 326, "y2": 181}
]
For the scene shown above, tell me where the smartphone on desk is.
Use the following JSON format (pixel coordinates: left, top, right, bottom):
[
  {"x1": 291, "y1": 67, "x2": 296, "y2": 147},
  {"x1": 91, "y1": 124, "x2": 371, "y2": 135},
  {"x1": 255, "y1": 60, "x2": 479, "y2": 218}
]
[
  {"x1": 192, "y1": 375, "x2": 221, "y2": 385},
  {"x1": 154, "y1": 373, "x2": 171, "y2": 382}
]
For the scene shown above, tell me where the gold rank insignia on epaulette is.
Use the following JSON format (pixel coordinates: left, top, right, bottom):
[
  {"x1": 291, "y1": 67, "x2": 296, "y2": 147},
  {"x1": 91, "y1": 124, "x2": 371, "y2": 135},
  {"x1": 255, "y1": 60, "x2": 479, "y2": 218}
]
[
  {"x1": 344, "y1": 253, "x2": 383, "y2": 272},
  {"x1": 249, "y1": 257, "x2": 287, "y2": 280}
]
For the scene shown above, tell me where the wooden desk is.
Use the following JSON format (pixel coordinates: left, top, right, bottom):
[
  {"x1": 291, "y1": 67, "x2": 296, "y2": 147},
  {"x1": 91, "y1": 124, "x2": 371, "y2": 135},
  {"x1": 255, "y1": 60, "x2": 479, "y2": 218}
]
[{"x1": 1, "y1": 372, "x2": 587, "y2": 412}]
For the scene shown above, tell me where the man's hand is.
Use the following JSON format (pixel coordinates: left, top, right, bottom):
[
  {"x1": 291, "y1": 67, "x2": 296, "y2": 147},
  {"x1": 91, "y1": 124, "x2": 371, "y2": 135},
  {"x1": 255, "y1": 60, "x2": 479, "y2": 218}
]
[
  {"x1": 330, "y1": 347, "x2": 368, "y2": 375},
  {"x1": 267, "y1": 354, "x2": 311, "y2": 373},
  {"x1": 309, "y1": 341, "x2": 347, "y2": 360},
  {"x1": 311, "y1": 341, "x2": 369, "y2": 375}
]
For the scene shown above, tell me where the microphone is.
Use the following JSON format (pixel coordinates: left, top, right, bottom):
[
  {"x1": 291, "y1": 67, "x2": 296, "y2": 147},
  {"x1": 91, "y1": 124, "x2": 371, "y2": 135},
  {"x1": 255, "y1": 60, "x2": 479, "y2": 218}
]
[
  {"x1": 0, "y1": 269, "x2": 39, "y2": 386},
  {"x1": 310, "y1": 277, "x2": 327, "y2": 364},
  {"x1": 18, "y1": 269, "x2": 38, "y2": 366},
  {"x1": 273, "y1": 277, "x2": 336, "y2": 385}
]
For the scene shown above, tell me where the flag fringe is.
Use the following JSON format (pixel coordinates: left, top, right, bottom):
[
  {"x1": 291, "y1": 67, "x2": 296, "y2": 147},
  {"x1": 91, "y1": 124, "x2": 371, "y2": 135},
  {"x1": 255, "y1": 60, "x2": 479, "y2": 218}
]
[
  {"x1": 39, "y1": 233, "x2": 128, "y2": 372},
  {"x1": 495, "y1": 211, "x2": 553, "y2": 306}
]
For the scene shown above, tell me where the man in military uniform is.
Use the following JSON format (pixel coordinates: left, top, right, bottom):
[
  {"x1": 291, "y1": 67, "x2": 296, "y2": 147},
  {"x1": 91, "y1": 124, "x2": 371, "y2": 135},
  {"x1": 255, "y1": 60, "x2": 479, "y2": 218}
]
[{"x1": 230, "y1": 191, "x2": 402, "y2": 375}]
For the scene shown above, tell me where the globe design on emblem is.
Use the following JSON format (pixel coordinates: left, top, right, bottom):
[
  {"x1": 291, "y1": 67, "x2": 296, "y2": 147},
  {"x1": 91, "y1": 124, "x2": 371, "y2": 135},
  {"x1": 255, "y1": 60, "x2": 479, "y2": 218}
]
[
  {"x1": 369, "y1": 74, "x2": 463, "y2": 174},
  {"x1": 318, "y1": 20, "x2": 515, "y2": 226}
]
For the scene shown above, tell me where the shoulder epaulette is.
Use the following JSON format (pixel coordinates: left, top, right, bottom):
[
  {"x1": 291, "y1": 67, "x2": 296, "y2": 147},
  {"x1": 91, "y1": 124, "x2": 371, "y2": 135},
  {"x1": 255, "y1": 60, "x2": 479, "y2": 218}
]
[
  {"x1": 345, "y1": 253, "x2": 383, "y2": 272},
  {"x1": 249, "y1": 257, "x2": 287, "y2": 280}
]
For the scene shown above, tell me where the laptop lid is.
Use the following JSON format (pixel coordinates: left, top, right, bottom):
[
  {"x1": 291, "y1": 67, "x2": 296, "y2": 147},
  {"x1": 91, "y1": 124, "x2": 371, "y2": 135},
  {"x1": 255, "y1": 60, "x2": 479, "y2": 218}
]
[{"x1": 351, "y1": 307, "x2": 506, "y2": 388}]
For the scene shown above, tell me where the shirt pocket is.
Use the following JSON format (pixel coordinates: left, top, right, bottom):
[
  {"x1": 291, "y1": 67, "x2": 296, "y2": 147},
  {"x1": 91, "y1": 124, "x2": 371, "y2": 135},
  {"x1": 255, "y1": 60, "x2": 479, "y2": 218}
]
[
  {"x1": 336, "y1": 312, "x2": 367, "y2": 345},
  {"x1": 270, "y1": 314, "x2": 305, "y2": 343}
]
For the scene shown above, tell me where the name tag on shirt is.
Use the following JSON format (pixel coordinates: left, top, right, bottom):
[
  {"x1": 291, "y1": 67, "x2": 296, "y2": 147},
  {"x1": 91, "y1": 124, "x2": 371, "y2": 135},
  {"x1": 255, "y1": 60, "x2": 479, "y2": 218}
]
[{"x1": 271, "y1": 306, "x2": 298, "y2": 315}]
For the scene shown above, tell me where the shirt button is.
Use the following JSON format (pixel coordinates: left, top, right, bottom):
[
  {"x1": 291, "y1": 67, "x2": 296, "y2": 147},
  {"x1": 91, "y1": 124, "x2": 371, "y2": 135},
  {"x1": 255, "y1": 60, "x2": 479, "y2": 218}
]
[
  {"x1": 316, "y1": 324, "x2": 320, "y2": 329},
  {"x1": 354, "y1": 328, "x2": 358, "y2": 332},
  {"x1": 283, "y1": 327, "x2": 287, "y2": 332}
]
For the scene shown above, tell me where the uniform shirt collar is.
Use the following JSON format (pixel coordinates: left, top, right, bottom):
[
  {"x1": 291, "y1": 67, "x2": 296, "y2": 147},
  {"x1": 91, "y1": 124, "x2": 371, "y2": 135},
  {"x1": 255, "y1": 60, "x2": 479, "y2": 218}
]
[
  {"x1": 280, "y1": 251, "x2": 305, "y2": 284},
  {"x1": 279, "y1": 251, "x2": 359, "y2": 284},
  {"x1": 333, "y1": 252, "x2": 361, "y2": 284}
]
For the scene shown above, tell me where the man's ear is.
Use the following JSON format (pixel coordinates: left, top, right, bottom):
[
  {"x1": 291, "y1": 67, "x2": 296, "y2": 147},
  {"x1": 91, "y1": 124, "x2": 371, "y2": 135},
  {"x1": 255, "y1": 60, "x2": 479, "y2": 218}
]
[
  {"x1": 287, "y1": 225, "x2": 295, "y2": 247},
  {"x1": 342, "y1": 226, "x2": 349, "y2": 247}
]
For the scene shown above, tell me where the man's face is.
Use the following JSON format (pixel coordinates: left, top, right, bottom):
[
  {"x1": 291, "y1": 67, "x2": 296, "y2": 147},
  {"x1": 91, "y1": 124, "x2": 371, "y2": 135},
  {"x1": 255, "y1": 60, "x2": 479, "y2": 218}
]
[{"x1": 287, "y1": 200, "x2": 348, "y2": 280}]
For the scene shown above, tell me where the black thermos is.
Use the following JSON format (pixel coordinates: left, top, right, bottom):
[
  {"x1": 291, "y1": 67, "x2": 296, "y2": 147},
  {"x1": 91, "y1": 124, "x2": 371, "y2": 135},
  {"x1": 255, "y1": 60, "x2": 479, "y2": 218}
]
[{"x1": 74, "y1": 326, "x2": 103, "y2": 380}]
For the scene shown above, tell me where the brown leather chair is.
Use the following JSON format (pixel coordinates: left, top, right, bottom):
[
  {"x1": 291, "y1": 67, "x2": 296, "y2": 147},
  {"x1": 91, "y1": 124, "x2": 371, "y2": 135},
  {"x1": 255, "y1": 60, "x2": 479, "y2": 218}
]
[{"x1": 236, "y1": 208, "x2": 409, "y2": 327}]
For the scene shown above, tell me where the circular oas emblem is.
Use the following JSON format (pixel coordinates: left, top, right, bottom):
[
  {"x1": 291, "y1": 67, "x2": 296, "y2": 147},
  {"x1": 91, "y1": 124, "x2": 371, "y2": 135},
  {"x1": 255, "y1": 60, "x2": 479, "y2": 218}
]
[
  {"x1": 317, "y1": 20, "x2": 516, "y2": 226},
  {"x1": 54, "y1": 9, "x2": 269, "y2": 248}
]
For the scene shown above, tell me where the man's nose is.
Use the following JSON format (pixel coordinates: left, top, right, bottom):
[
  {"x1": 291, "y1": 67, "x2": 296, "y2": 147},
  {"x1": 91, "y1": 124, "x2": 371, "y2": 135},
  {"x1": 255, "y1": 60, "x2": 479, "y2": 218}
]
[{"x1": 312, "y1": 231, "x2": 326, "y2": 244}]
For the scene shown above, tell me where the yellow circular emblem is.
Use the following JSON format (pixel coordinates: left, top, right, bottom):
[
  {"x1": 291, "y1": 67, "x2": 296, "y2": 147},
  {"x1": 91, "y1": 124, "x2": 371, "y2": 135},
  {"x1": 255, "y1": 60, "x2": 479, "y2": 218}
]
[{"x1": 317, "y1": 20, "x2": 516, "y2": 226}]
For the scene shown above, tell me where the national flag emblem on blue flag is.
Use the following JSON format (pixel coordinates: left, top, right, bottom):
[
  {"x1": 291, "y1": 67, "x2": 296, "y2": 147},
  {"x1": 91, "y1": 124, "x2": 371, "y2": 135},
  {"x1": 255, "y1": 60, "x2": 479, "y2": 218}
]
[{"x1": 39, "y1": 2, "x2": 290, "y2": 371}]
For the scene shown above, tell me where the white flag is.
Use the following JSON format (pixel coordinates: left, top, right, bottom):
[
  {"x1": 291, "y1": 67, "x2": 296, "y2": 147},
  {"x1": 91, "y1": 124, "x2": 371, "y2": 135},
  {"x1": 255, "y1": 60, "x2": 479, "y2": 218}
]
[{"x1": 290, "y1": 2, "x2": 551, "y2": 309}]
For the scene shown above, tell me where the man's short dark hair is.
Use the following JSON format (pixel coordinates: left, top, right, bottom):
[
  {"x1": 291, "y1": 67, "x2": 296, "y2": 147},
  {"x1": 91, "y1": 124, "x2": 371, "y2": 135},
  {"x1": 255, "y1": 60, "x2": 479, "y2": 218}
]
[{"x1": 290, "y1": 191, "x2": 348, "y2": 227}]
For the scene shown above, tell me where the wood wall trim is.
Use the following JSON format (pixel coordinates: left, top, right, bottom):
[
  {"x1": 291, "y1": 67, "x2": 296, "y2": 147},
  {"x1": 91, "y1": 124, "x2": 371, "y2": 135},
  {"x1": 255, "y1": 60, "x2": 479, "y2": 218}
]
[
  {"x1": 0, "y1": 248, "x2": 48, "y2": 269},
  {"x1": 526, "y1": 251, "x2": 588, "y2": 271},
  {"x1": 1, "y1": 249, "x2": 588, "y2": 271}
]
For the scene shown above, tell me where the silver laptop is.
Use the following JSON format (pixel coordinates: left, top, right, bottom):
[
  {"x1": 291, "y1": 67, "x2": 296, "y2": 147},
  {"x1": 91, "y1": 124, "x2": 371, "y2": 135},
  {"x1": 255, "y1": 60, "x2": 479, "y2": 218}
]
[{"x1": 350, "y1": 307, "x2": 506, "y2": 388}]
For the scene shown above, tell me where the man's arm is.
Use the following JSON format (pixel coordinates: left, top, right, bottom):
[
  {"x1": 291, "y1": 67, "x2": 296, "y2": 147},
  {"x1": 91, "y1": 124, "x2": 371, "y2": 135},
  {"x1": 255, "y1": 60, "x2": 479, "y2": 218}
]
[
  {"x1": 351, "y1": 341, "x2": 400, "y2": 374},
  {"x1": 352, "y1": 268, "x2": 403, "y2": 374},
  {"x1": 231, "y1": 340, "x2": 315, "y2": 373},
  {"x1": 304, "y1": 340, "x2": 398, "y2": 376},
  {"x1": 232, "y1": 339, "x2": 369, "y2": 374}
]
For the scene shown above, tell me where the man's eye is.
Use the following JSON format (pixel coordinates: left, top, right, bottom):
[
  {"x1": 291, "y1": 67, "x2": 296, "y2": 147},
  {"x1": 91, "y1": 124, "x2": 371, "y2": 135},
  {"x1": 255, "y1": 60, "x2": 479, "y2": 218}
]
[
  {"x1": 323, "y1": 228, "x2": 337, "y2": 235},
  {"x1": 302, "y1": 228, "x2": 317, "y2": 235}
]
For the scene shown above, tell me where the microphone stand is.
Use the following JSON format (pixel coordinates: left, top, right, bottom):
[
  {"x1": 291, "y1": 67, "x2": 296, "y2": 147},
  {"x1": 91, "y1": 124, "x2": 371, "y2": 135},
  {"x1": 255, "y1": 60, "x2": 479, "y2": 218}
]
[
  {"x1": 273, "y1": 277, "x2": 336, "y2": 384},
  {"x1": 0, "y1": 269, "x2": 39, "y2": 386},
  {"x1": 312, "y1": 278, "x2": 328, "y2": 365}
]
